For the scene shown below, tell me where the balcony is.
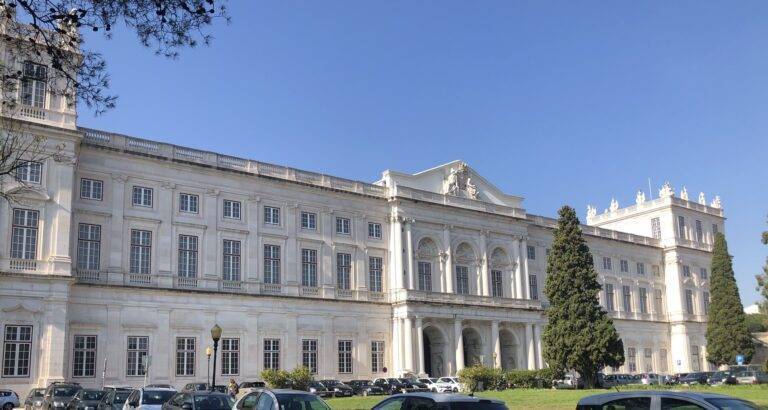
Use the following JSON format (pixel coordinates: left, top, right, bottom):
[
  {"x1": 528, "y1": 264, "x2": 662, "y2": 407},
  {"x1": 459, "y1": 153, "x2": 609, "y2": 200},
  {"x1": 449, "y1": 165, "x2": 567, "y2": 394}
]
[
  {"x1": 8, "y1": 259, "x2": 38, "y2": 272},
  {"x1": 300, "y1": 286, "x2": 320, "y2": 297},
  {"x1": 74, "y1": 270, "x2": 101, "y2": 282},
  {"x1": 262, "y1": 283, "x2": 282, "y2": 294},
  {"x1": 175, "y1": 276, "x2": 199, "y2": 289},
  {"x1": 391, "y1": 288, "x2": 543, "y2": 310}
]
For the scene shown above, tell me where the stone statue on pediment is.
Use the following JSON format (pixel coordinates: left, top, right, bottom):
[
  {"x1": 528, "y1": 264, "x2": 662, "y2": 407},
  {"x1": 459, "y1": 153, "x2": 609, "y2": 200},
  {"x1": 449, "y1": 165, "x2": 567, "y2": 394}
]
[
  {"x1": 698, "y1": 192, "x2": 706, "y2": 205},
  {"x1": 680, "y1": 187, "x2": 689, "y2": 201},
  {"x1": 636, "y1": 191, "x2": 646, "y2": 205},
  {"x1": 659, "y1": 181, "x2": 675, "y2": 198},
  {"x1": 711, "y1": 196, "x2": 722, "y2": 209},
  {"x1": 444, "y1": 162, "x2": 480, "y2": 200},
  {"x1": 587, "y1": 205, "x2": 597, "y2": 219},
  {"x1": 466, "y1": 177, "x2": 478, "y2": 200}
]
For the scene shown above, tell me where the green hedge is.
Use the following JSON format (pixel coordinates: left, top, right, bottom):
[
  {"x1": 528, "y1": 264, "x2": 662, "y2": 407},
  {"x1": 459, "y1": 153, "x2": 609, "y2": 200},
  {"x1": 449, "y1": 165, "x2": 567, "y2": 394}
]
[
  {"x1": 261, "y1": 366, "x2": 313, "y2": 390},
  {"x1": 457, "y1": 366, "x2": 556, "y2": 392}
]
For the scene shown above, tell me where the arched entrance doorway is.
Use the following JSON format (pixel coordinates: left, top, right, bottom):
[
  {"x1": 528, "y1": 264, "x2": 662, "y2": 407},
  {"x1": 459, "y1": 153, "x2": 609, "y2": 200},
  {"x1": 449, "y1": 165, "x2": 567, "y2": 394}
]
[
  {"x1": 499, "y1": 329, "x2": 519, "y2": 370},
  {"x1": 462, "y1": 327, "x2": 484, "y2": 367},
  {"x1": 423, "y1": 326, "x2": 447, "y2": 377}
]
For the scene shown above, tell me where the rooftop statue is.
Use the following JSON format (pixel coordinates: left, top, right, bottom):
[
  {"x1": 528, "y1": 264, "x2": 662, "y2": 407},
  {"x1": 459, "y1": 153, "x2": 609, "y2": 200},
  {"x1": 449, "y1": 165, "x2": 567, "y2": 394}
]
[
  {"x1": 609, "y1": 198, "x2": 620, "y2": 212},
  {"x1": 698, "y1": 192, "x2": 706, "y2": 205},
  {"x1": 680, "y1": 187, "x2": 689, "y2": 201},
  {"x1": 444, "y1": 162, "x2": 479, "y2": 200},
  {"x1": 711, "y1": 196, "x2": 722, "y2": 209},
  {"x1": 659, "y1": 181, "x2": 675, "y2": 198},
  {"x1": 635, "y1": 190, "x2": 646, "y2": 205},
  {"x1": 587, "y1": 205, "x2": 597, "y2": 219}
]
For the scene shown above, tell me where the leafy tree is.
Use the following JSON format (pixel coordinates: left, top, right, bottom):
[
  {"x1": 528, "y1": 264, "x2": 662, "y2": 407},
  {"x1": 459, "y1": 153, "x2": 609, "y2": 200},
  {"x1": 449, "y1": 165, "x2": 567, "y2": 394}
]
[
  {"x1": 542, "y1": 205, "x2": 624, "y2": 388},
  {"x1": 745, "y1": 314, "x2": 767, "y2": 333},
  {"x1": 756, "y1": 216, "x2": 768, "y2": 312},
  {"x1": 706, "y1": 233, "x2": 755, "y2": 365}
]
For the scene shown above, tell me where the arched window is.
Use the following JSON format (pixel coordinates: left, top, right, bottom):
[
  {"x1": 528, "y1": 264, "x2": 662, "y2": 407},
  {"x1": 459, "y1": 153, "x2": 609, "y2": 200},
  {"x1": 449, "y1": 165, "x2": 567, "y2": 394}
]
[
  {"x1": 490, "y1": 248, "x2": 510, "y2": 298},
  {"x1": 416, "y1": 238, "x2": 439, "y2": 292},
  {"x1": 455, "y1": 243, "x2": 476, "y2": 295}
]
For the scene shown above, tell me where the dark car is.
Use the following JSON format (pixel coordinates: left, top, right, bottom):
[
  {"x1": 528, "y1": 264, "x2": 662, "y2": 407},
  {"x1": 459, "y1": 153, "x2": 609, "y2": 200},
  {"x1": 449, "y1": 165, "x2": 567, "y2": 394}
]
[
  {"x1": 318, "y1": 380, "x2": 353, "y2": 397},
  {"x1": 679, "y1": 372, "x2": 709, "y2": 385},
  {"x1": 576, "y1": 390, "x2": 759, "y2": 410},
  {"x1": 232, "y1": 389, "x2": 329, "y2": 410},
  {"x1": 307, "y1": 382, "x2": 332, "y2": 398},
  {"x1": 181, "y1": 385, "x2": 226, "y2": 394},
  {"x1": 24, "y1": 388, "x2": 46, "y2": 410},
  {"x1": 373, "y1": 392, "x2": 507, "y2": 410},
  {"x1": 98, "y1": 389, "x2": 132, "y2": 410},
  {"x1": 708, "y1": 371, "x2": 737, "y2": 385},
  {"x1": 67, "y1": 389, "x2": 106, "y2": 410},
  {"x1": 346, "y1": 380, "x2": 385, "y2": 396},
  {"x1": 42, "y1": 383, "x2": 82, "y2": 410},
  {"x1": 162, "y1": 392, "x2": 233, "y2": 410}
]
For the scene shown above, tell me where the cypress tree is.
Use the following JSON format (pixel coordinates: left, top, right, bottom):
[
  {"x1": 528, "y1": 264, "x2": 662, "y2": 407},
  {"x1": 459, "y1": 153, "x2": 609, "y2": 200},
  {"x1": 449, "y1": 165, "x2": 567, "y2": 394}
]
[
  {"x1": 705, "y1": 233, "x2": 754, "y2": 365},
  {"x1": 542, "y1": 206, "x2": 624, "y2": 388}
]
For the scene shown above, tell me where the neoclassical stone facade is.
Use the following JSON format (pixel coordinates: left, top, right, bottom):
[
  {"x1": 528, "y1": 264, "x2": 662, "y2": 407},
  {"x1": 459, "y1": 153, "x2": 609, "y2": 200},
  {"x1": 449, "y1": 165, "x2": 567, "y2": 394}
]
[{"x1": 0, "y1": 36, "x2": 723, "y2": 398}]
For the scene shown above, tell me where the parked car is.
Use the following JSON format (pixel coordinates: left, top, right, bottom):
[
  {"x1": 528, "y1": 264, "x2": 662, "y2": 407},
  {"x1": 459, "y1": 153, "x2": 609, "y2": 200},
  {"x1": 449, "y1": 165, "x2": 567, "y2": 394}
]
[
  {"x1": 24, "y1": 388, "x2": 46, "y2": 410},
  {"x1": 679, "y1": 372, "x2": 709, "y2": 385},
  {"x1": 735, "y1": 371, "x2": 768, "y2": 385},
  {"x1": 707, "y1": 371, "x2": 737, "y2": 385},
  {"x1": 640, "y1": 373, "x2": 662, "y2": 385},
  {"x1": 67, "y1": 389, "x2": 106, "y2": 410},
  {"x1": 307, "y1": 382, "x2": 332, "y2": 398},
  {"x1": 42, "y1": 383, "x2": 82, "y2": 410},
  {"x1": 231, "y1": 389, "x2": 330, "y2": 410},
  {"x1": 161, "y1": 392, "x2": 232, "y2": 410},
  {"x1": 598, "y1": 374, "x2": 619, "y2": 388},
  {"x1": 1, "y1": 390, "x2": 21, "y2": 410},
  {"x1": 233, "y1": 383, "x2": 264, "y2": 400},
  {"x1": 123, "y1": 387, "x2": 177, "y2": 410},
  {"x1": 434, "y1": 377, "x2": 461, "y2": 393},
  {"x1": 418, "y1": 378, "x2": 440, "y2": 392},
  {"x1": 372, "y1": 392, "x2": 507, "y2": 410},
  {"x1": 553, "y1": 374, "x2": 584, "y2": 389},
  {"x1": 576, "y1": 390, "x2": 759, "y2": 409},
  {"x1": 318, "y1": 380, "x2": 353, "y2": 397},
  {"x1": 345, "y1": 380, "x2": 385, "y2": 396},
  {"x1": 180, "y1": 385, "x2": 225, "y2": 394},
  {"x1": 98, "y1": 389, "x2": 133, "y2": 410}
]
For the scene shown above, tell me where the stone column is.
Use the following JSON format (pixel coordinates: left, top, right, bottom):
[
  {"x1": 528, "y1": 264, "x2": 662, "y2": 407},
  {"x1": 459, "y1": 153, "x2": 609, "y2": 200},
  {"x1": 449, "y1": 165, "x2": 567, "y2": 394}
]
[
  {"x1": 108, "y1": 174, "x2": 127, "y2": 274},
  {"x1": 454, "y1": 318, "x2": 464, "y2": 374},
  {"x1": 513, "y1": 238, "x2": 523, "y2": 299},
  {"x1": 526, "y1": 323, "x2": 536, "y2": 370},
  {"x1": 443, "y1": 226, "x2": 453, "y2": 293},
  {"x1": 392, "y1": 317, "x2": 401, "y2": 375},
  {"x1": 392, "y1": 216, "x2": 403, "y2": 290},
  {"x1": 157, "y1": 183, "x2": 174, "y2": 275},
  {"x1": 246, "y1": 196, "x2": 260, "y2": 282},
  {"x1": 284, "y1": 203, "x2": 298, "y2": 287},
  {"x1": 491, "y1": 321, "x2": 500, "y2": 368},
  {"x1": 154, "y1": 309, "x2": 171, "y2": 382},
  {"x1": 403, "y1": 316, "x2": 413, "y2": 372},
  {"x1": 416, "y1": 317, "x2": 425, "y2": 375},
  {"x1": 534, "y1": 324, "x2": 543, "y2": 369},
  {"x1": 405, "y1": 219, "x2": 415, "y2": 289},
  {"x1": 480, "y1": 232, "x2": 489, "y2": 296},
  {"x1": 202, "y1": 189, "x2": 219, "y2": 280},
  {"x1": 521, "y1": 238, "x2": 530, "y2": 299}
]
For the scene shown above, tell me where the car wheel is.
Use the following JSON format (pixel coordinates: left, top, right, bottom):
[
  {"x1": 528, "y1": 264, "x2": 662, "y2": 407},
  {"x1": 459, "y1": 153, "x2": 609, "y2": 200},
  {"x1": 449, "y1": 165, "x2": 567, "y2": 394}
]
[
  {"x1": 5, "y1": 403, "x2": 15, "y2": 410},
  {"x1": 453, "y1": 387, "x2": 458, "y2": 393}
]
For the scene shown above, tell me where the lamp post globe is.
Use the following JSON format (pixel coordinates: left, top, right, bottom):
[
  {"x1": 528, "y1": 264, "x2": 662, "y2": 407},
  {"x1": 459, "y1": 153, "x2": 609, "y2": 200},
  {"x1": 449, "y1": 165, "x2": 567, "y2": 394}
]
[{"x1": 210, "y1": 324, "x2": 222, "y2": 390}]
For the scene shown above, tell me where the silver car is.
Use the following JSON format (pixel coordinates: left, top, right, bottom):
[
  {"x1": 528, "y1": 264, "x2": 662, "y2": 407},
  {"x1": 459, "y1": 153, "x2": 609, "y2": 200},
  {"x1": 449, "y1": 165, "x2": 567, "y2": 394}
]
[
  {"x1": 576, "y1": 390, "x2": 758, "y2": 409},
  {"x1": 735, "y1": 371, "x2": 768, "y2": 385}
]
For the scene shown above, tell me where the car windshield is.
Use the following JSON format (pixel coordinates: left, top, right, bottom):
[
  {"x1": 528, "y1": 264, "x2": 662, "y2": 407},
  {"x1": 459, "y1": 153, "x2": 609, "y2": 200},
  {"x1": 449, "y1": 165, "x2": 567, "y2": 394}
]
[
  {"x1": 81, "y1": 391, "x2": 105, "y2": 401},
  {"x1": 114, "y1": 392, "x2": 131, "y2": 403},
  {"x1": 705, "y1": 398, "x2": 759, "y2": 410},
  {"x1": 192, "y1": 395, "x2": 233, "y2": 410},
  {"x1": 31, "y1": 390, "x2": 44, "y2": 398},
  {"x1": 275, "y1": 394, "x2": 330, "y2": 410},
  {"x1": 449, "y1": 402, "x2": 506, "y2": 410},
  {"x1": 53, "y1": 387, "x2": 79, "y2": 397},
  {"x1": 141, "y1": 391, "x2": 176, "y2": 405}
]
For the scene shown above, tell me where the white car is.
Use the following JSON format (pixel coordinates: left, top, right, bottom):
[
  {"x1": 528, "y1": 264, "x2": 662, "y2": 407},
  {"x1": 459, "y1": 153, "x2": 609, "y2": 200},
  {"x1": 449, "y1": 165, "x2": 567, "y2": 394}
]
[
  {"x1": 640, "y1": 373, "x2": 662, "y2": 385},
  {"x1": 434, "y1": 377, "x2": 460, "y2": 393},
  {"x1": 418, "y1": 378, "x2": 440, "y2": 392},
  {"x1": 122, "y1": 388, "x2": 176, "y2": 410}
]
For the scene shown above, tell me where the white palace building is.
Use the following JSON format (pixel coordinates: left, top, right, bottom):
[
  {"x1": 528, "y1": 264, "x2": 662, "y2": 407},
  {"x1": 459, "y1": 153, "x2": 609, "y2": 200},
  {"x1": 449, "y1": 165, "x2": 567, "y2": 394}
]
[{"x1": 0, "y1": 27, "x2": 723, "y2": 397}]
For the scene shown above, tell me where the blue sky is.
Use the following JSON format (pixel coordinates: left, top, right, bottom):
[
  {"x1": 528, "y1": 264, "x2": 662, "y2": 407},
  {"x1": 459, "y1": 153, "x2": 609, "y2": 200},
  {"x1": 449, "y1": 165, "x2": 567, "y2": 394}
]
[{"x1": 79, "y1": 1, "x2": 767, "y2": 304}]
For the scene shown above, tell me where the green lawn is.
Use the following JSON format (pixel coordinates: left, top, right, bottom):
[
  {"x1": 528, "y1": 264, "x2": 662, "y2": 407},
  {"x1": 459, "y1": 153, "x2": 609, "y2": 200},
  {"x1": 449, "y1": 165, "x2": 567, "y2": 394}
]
[{"x1": 325, "y1": 385, "x2": 768, "y2": 409}]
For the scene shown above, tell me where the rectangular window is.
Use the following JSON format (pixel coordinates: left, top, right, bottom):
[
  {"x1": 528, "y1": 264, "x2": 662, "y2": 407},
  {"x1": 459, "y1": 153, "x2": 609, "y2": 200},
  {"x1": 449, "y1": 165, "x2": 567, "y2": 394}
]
[
  {"x1": 337, "y1": 253, "x2": 351, "y2": 290},
  {"x1": 604, "y1": 284, "x2": 615, "y2": 312},
  {"x1": 602, "y1": 257, "x2": 612, "y2": 270},
  {"x1": 264, "y1": 206, "x2": 280, "y2": 225},
  {"x1": 223, "y1": 200, "x2": 241, "y2": 220},
  {"x1": 654, "y1": 289, "x2": 664, "y2": 314},
  {"x1": 695, "y1": 220, "x2": 703, "y2": 242},
  {"x1": 651, "y1": 217, "x2": 661, "y2": 239},
  {"x1": 11, "y1": 209, "x2": 38, "y2": 260},
  {"x1": 659, "y1": 349, "x2": 668, "y2": 373},
  {"x1": 371, "y1": 341, "x2": 385, "y2": 373},
  {"x1": 336, "y1": 217, "x2": 351, "y2": 235},
  {"x1": 130, "y1": 230, "x2": 152, "y2": 274},
  {"x1": 644, "y1": 348, "x2": 653, "y2": 372},
  {"x1": 703, "y1": 291, "x2": 710, "y2": 315},
  {"x1": 80, "y1": 178, "x2": 103, "y2": 200},
  {"x1": 300, "y1": 212, "x2": 316, "y2": 230},
  {"x1": 369, "y1": 257, "x2": 383, "y2": 292},
  {"x1": 338, "y1": 340, "x2": 353, "y2": 374},
  {"x1": 627, "y1": 347, "x2": 637, "y2": 373},
  {"x1": 368, "y1": 222, "x2": 382, "y2": 239},
  {"x1": 177, "y1": 235, "x2": 198, "y2": 278},
  {"x1": 491, "y1": 270, "x2": 503, "y2": 297},
  {"x1": 302, "y1": 339, "x2": 318, "y2": 374},
  {"x1": 263, "y1": 339, "x2": 280, "y2": 370},
  {"x1": 691, "y1": 345, "x2": 700, "y2": 372},
  {"x1": 529, "y1": 274, "x2": 539, "y2": 300},
  {"x1": 620, "y1": 259, "x2": 629, "y2": 273},
  {"x1": 175, "y1": 337, "x2": 195, "y2": 376},
  {"x1": 622, "y1": 285, "x2": 632, "y2": 313},
  {"x1": 72, "y1": 335, "x2": 97, "y2": 377},
  {"x1": 677, "y1": 216, "x2": 686, "y2": 239},
  {"x1": 652, "y1": 265, "x2": 660, "y2": 277},
  {"x1": 132, "y1": 186, "x2": 153, "y2": 207},
  {"x1": 126, "y1": 336, "x2": 148, "y2": 376},
  {"x1": 14, "y1": 161, "x2": 42, "y2": 183},
  {"x1": 526, "y1": 245, "x2": 536, "y2": 260},
  {"x1": 639, "y1": 288, "x2": 648, "y2": 314},
  {"x1": 301, "y1": 249, "x2": 317, "y2": 287},
  {"x1": 699, "y1": 268, "x2": 708, "y2": 280},
  {"x1": 636, "y1": 262, "x2": 645, "y2": 275},
  {"x1": 682, "y1": 265, "x2": 691, "y2": 277},
  {"x1": 417, "y1": 261, "x2": 432, "y2": 292},
  {"x1": 77, "y1": 223, "x2": 101, "y2": 271},
  {"x1": 712, "y1": 224, "x2": 719, "y2": 236},
  {"x1": 455, "y1": 266, "x2": 469, "y2": 295},
  {"x1": 221, "y1": 338, "x2": 239, "y2": 376},
  {"x1": 263, "y1": 245, "x2": 281, "y2": 284},
  {"x1": 222, "y1": 240, "x2": 241, "y2": 281},
  {"x1": 685, "y1": 289, "x2": 695, "y2": 314},
  {"x1": 21, "y1": 61, "x2": 47, "y2": 107},
  {"x1": 179, "y1": 193, "x2": 199, "y2": 213},
  {"x1": 2, "y1": 325, "x2": 32, "y2": 377}
]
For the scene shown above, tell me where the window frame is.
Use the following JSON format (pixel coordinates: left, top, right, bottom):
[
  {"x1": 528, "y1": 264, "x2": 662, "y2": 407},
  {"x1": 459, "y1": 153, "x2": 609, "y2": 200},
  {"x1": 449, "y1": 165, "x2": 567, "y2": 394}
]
[
  {"x1": 263, "y1": 206, "x2": 280, "y2": 226},
  {"x1": 222, "y1": 200, "x2": 241, "y2": 220},
  {"x1": 263, "y1": 339, "x2": 280, "y2": 370},
  {"x1": 371, "y1": 341, "x2": 385, "y2": 373},
  {"x1": 368, "y1": 222, "x2": 382, "y2": 239},
  {"x1": 336, "y1": 253, "x2": 352, "y2": 290},
  {"x1": 20, "y1": 61, "x2": 47, "y2": 108},
  {"x1": 529, "y1": 274, "x2": 538, "y2": 300},
  {"x1": 132, "y1": 186, "x2": 153, "y2": 208},
  {"x1": 11, "y1": 209, "x2": 39, "y2": 260},
  {"x1": 263, "y1": 244, "x2": 281, "y2": 284},
  {"x1": 622, "y1": 285, "x2": 632, "y2": 313},
  {"x1": 177, "y1": 235, "x2": 199, "y2": 278},
  {"x1": 80, "y1": 178, "x2": 103, "y2": 201},
  {"x1": 126, "y1": 336, "x2": 149, "y2": 377},
  {"x1": 369, "y1": 256, "x2": 383, "y2": 293},
  {"x1": 491, "y1": 269, "x2": 503, "y2": 298},
  {"x1": 221, "y1": 338, "x2": 240, "y2": 376},
  {"x1": 129, "y1": 229, "x2": 152, "y2": 275},
  {"x1": 14, "y1": 161, "x2": 42, "y2": 184},
  {"x1": 338, "y1": 339, "x2": 353, "y2": 374},
  {"x1": 417, "y1": 261, "x2": 432, "y2": 292},
  {"x1": 455, "y1": 265, "x2": 469, "y2": 295},
  {"x1": 301, "y1": 339, "x2": 318, "y2": 374},
  {"x1": 222, "y1": 239, "x2": 241, "y2": 282},
  {"x1": 175, "y1": 337, "x2": 196, "y2": 377},
  {"x1": 179, "y1": 193, "x2": 199, "y2": 214},
  {"x1": 76, "y1": 223, "x2": 101, "y2": 271},
  {"x1": 300, "y1": 211, "x2": 317, "y2": 230},
  {"x1": 72, "y1": 335, "x2": 97, "y2": 378},
  {"x1": 336, "y1": 217, "x2": 351, "y2": 235},
  {"x1": 301, "y1": 248, "x2": 318, "y2": 287},
  {"x1": 2, "y1": 325, "x2": 32, "y2": 377}
]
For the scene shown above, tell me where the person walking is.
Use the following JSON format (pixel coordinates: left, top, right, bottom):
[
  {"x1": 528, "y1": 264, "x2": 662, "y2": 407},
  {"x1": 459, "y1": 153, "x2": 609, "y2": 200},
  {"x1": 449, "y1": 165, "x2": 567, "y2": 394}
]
[{"x1": 227, "y1": 379, "x2": 239, "y2": 398}]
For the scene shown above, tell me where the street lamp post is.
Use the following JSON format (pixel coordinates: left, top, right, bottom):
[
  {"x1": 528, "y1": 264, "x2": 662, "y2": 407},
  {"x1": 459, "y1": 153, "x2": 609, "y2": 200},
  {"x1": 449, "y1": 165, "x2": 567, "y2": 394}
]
[
  {"x1": 210, "y1": 324, "x2": 222, "y2": 391},
  {"x1": 206, "y1": 346, "x2": 213, "y2": 387}
]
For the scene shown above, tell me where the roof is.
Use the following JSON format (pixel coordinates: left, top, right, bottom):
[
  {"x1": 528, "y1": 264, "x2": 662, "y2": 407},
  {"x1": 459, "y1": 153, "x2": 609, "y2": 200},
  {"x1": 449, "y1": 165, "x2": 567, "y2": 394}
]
[
  {"x1": 389, "y1": 392, "x2": 504, "y2": 403},
  {"x1": 577, "y1": 390, "x2": 739, "y2": 405}
]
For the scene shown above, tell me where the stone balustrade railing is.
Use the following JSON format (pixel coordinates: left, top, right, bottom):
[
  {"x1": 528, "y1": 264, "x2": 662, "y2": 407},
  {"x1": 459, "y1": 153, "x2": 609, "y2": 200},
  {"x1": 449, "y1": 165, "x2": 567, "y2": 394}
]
[
  {"x1": 527, "y1": 214, "x2": 661, "y2": 247},
  {"x1": 390, "y1": 288, "x2": 543, "y2": 310},
  {"x1": 588, "y1": 197, "x2": 724, "y2": 224}
]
